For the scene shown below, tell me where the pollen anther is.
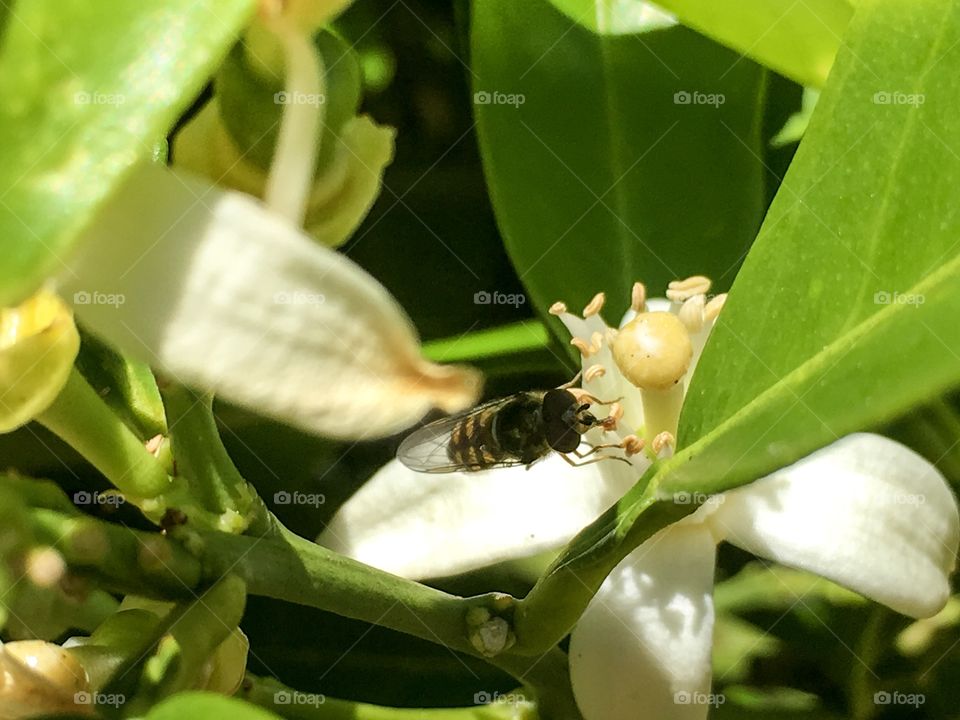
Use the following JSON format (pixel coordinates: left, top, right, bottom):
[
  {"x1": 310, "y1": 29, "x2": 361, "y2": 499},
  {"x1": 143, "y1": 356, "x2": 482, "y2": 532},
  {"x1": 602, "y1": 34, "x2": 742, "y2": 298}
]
[
  {"x1": 583, "y1": 292, "x2": 606, "y2": 318},
  {"x1": 666, "y1": 275, "x2": 712, "y2": 302}
]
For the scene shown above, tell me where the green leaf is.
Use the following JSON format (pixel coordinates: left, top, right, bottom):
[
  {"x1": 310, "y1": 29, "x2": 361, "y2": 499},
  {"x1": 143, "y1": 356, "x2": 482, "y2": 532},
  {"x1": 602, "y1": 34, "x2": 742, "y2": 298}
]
[
  {"x1": 472, "y1": 0, "x2": 767, "y2": 323},
  {"x1": 547, "y1": 0, "x2": 852, "y2": 87},
  {"x1": 146, "y1": 693, "x2": 283, "y2": 720},
  {"x1": 671, "y1": 0, "x2": 960, "y2": 495},
  {"x1": 0, "y1": 0, "x2": 255, "y2": 305},
  {"x1": 422, "y1": 321, "x2": 551, "y2": 362}
]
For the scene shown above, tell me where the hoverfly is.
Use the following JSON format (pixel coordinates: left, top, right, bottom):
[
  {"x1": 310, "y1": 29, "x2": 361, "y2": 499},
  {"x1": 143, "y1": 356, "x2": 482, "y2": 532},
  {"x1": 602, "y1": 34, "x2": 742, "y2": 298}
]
[{"x1": 397, "y1": 385, "x2": 630, "y2": 474}]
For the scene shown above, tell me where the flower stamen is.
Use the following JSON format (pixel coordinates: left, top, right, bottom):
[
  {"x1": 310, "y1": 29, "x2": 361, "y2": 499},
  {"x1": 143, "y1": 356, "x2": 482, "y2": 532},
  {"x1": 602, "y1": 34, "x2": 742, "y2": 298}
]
[
  {"x1": 652, "y1": 430, "x2": 675, "y2": 457},
  {"x1": 678, "y1": 294, "x2": 706, "y2": 334},
  {"x1": 584, "y1": 363, "x2": 606, "y2": 382},
  {"x1": 666, "y1": 275, "x2": 711, "y2": 303},
  {"x1": 583, "y1": 292, "x2": 606, "y2": 318},
  {"x1": 704, "y1": 293, "x2": 727, "y2": 321},
  {"x1": 620, "y1": 434, "x2": 645, "y2": 456},
  {"x1": 630, "y1": 281, "x2": 647, "y2": 313}
]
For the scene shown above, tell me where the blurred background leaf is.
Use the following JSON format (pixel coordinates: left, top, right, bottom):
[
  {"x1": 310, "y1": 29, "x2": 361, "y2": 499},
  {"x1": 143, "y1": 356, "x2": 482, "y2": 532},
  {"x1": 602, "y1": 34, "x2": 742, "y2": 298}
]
[
  {"x1": 547, "y1": 0, "x2": 851, "y2": 87},
  {"x1": 472, "y1": 0, "x2": 767, "y2": 333}
]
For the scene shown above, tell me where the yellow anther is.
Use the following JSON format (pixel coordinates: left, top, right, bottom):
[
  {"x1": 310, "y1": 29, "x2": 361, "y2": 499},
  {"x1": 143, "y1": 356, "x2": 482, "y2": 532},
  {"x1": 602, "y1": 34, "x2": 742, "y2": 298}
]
[
  {"x1": 601, "y1": 402, "x2": 624, "y2": 431},
  {"x1": 582, "y1": 292, "x2": 606, "y2": 318},
  {"x1": 666, "y1": 275, "x2": 712, "y2": 302},
  {"x1": 570, "y1": 337, "x2": 594, "y2": 357},
  {"x1": 584, "y1": 363, "x2": 606, "y2": 382},
  {"x1": 621, "y1": 434, "x2": 645, "y2": 456},
  {"x1": 630, "y1": 282, "x2": 647, "y2": 313},
  {"x1": 549, "y1": 301, "x2": 568, "y2": 316},
  {"x1": 652, "y1": 431, "x2": 676, "y2": 456},
  {"x1": 678, "y1": 294, "x2": 706, "y2": 333},
  {"x1": 704, "y1": 293, "x2": 727, "y2": 321}
]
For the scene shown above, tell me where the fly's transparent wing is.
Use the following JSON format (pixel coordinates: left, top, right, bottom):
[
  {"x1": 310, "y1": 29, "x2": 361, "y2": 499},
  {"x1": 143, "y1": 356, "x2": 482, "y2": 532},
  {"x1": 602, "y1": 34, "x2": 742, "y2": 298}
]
[
  {"x1": 396, "y1": 414, "x2": 463, "y2": 473},
  {"x1": 397, "y1": 396, "x2": 523, "y2": 474}
]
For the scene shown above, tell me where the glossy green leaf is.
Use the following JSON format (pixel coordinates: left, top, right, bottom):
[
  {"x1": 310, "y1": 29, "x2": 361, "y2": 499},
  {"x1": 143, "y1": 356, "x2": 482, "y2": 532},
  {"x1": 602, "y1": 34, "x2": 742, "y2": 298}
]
[
  {"x1": 0, "y1": 0, "x2": 255, "y2": 305},
  {"x1": 548, "y1": 0, "x2": 852, "y2": 87},
  {"x1": 472, "y1": 0, "x2": 766, "y2": 322},
  {"x1": 669, "y1": 0, "x2": 960, "y2": 495}
]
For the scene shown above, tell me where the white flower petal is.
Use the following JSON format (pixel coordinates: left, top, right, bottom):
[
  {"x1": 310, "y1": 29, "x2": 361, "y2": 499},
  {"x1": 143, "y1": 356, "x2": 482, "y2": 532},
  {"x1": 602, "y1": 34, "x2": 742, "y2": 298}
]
[
  {"x1": 706, "y1": 433, "x2": 960, "y2": 618},
  {"x1": 570, "y1": 524, "x2": 717, "y2": 720},
  {"x1": 318, "y1": 452, "x2": 635, "y2": 579},
  {"x1": 59, "y1": 162, "x2": 479, "y2": 440}
]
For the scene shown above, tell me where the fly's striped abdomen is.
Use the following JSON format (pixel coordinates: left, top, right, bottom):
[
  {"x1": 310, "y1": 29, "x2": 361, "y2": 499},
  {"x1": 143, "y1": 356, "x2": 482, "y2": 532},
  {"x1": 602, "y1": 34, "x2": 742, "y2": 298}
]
[{"x1": 447, "y1": 407, "x2": 504, "y2": 469}]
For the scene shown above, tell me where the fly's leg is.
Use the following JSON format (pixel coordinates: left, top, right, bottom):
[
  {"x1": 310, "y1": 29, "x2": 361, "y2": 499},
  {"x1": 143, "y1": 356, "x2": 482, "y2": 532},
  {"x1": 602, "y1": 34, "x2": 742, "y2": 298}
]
[
  {"x1": 557, "y1": 370, "x2": 583, "y2": 390},
  {"x1": 572, "y1": 442, "x2": 627, "y2": 458},
  {"x1": 560, "y1": 452, "x2": 632, "y2": 468}
]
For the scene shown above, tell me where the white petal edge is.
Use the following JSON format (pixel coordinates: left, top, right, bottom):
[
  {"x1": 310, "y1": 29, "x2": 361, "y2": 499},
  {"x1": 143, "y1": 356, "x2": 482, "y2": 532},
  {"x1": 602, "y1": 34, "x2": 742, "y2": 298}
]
[
  {"x1": 58, "y1": 162, "x2": 479, "y2": 440},
  {"x1": 705, "y1": 433, "x2": 960, "y2": 618},
  {"x1": 318, "y1": 451, "x2": 636, "y2": 579},
  {"x1": 570, "y1": 524, "x2": 717, "y2": 720}
]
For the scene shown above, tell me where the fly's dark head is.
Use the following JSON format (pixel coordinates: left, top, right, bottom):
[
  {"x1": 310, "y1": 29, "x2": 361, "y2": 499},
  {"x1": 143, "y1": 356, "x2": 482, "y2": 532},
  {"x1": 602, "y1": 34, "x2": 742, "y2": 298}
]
[{"x1": 542, "y1": 388, "x2": 600, "y2": 453}]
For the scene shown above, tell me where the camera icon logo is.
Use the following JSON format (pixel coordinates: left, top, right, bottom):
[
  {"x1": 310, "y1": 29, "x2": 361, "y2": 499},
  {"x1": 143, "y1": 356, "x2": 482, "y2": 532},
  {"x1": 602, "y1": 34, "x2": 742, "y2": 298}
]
[
  {"x1": 674, "y1": 691, "x2": 691, "y2": 704},
  {"x1": 274, "y1": 491, "x2": 292, "y2": 505},
  {"x1": 874, "y1": 691, "x2": 891, "y2": 705},
  {"x1": 73, "y1": 491, "x2": 92, "y2": 505},
  {"x1": 474, "y1": 290, "x2": 492, "y2": 305},
  {"x1": 474, "y1": 91, "x2": 491, "y2": 105},
  {"x1": 73, "y1": 291, "x2": 91, "y2": 305},
  {"x1": 274, "y1": 690, "x2": 292, "y2": 705},
  {"x1": 474, "y1": 691, "x2": 492, "y2": 704},
  {"x1": 673, "y1": 91, "x2": 691, "y2": 105}
]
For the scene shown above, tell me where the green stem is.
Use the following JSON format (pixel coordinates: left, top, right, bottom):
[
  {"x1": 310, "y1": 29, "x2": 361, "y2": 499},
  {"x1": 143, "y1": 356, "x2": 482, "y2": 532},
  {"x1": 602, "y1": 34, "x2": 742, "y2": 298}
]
[
  {"x1": 240, "y1": 674, "x2": 538, "y2": 720},
  {"x1": 848, "y1": 606, "x2": 889, "y2": 720},
  {"x1": 512, "y1": 478, "x2": 689, "y2": 654},
  {"x1": 189, "y1": 524, "x2": 492, "y2": 656},
  {"x1": 28, "y1": 508, "x2": 202, "y2": 597},
  {"x1": 36, "y1": 368, "x2": 171, "y2": 498},
  {"x1": 160, "y1": 383, "x2": 270, "y2": 534},
  {"x1": 26, "y1": 504, "x2": 583, "y2": 717}
]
